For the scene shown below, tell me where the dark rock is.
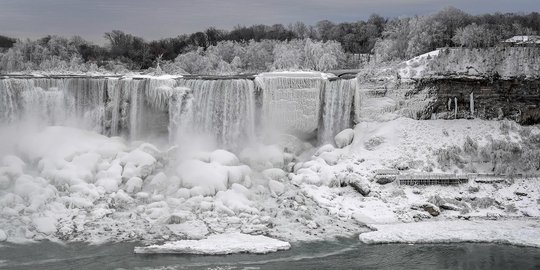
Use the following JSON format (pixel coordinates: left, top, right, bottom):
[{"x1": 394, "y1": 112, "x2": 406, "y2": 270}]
[
  {"x1": 415, "y1": 203, "x2": 441, "y2": 217},
  {"x1": 349, "y1": 180, "x2": 371, "y2": 196},
  {"x1": 375, "y1": 175, "x2": 396, "y2": 185},
  {"x1": 514, "y1": 191, "x2": 528, "y2": 196},
  {"x1": 440, "y1": 203, "x2": 461, "y2": 211}
]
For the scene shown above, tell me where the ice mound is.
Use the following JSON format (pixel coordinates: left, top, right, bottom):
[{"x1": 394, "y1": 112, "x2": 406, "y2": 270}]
[
  {"x1": 176, "y1": 160, "x2": 229, "y2": 196},
  {"x1": 134, "y1": 232, "x2": 291, "y2": 254}
]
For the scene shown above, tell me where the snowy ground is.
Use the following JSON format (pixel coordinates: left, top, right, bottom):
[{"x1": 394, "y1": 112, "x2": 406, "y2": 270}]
[{"x1": 0, "y1": 117, "x2": 539, "y2": 252}]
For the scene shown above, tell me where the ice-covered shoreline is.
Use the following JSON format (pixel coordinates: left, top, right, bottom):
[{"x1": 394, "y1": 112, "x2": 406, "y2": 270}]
[
  {"x1": 0, "y1": 117, "x2": 539, "y2": 250},
  {"x1": 359, "y1": 219, "x2": 540, "y2": 248}
]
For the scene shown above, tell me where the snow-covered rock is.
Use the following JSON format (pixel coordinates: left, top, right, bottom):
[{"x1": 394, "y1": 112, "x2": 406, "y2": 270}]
[
  {"x1": 0, "y1": 229, "x2": 7, "y2": 241},
  {"x1": 167, "y1": 220, "x2": 208, "y2": 239},
  {"x1": 125, "y1": 177, "x2": 143, "y2": 193},
  {"x1": 177, "y1": 160, "x2": 228, "y2": 196},
  {"x1": 269, "y1": 180, "x2": 285, "y2": 196},
  {"x1": 334, "y1": 128, "x2": 354, "y2": 148},
  {"x1": 209, "y1": 149, "x2": 239, "y2": 166},
  {"x1": 134, "y1": 232, "x2": 291, "y2": 254},
  {"x1": 262, "y1": 168, "x2": 287, "y2": 181}
]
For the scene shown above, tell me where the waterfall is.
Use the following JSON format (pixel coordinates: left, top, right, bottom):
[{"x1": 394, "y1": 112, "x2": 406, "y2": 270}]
[
  {"x1": 319, "y1": 79, "x2": 356, "y2": 144},
  {"x1": 0, "y1": 74, "x2": 359, "y2": 149},
  {"x1": 255, "y1": 75, "x2": 323, "y2": 139},
  {"x1": 176, "y1": 79, "x2": 256, "y2": 149},
  {"x1": 168, "y1": 87, "x2": 192, "y2": 144}
]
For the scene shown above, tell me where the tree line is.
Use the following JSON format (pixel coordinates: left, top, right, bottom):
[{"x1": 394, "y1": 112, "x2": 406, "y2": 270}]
[{"x1": 0, "y1": 7, "x2": 538, "y2": 74}]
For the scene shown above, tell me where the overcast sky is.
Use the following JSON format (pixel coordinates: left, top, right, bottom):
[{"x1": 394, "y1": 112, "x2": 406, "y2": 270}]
[{"x1": 0, "y1": 0, "x2": 538, "y2": 43}]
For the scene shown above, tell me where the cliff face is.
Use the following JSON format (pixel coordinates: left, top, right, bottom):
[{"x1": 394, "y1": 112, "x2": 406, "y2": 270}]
[
  {"x1": 418, "y1": 78, "x2": 540, "y2": 124},
  {"x1": 358, "y1": 47, "x2": 540, "y2": 124}
]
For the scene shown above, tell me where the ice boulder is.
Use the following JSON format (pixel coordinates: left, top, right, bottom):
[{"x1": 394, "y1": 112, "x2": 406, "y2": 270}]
[
  {"x1": 120, "y1": 149, "x2": 157, "y2": 178},
  {"x1": 262, "y1": 168, "x2": 287, "y2": 181},
  {"x1": 269, "y1": 180, "x2": 285, "y2": 196},
  {"x1": 0, "y1": 229, "x2": 7, "y2": 241},
  {"x1": 226, "y1": 165, "x2": 251, "y2": 185},
  {"x1": 209, "y1": 150, "x2": 239, "y2": 166},
  {"x1": 1, "y1": 155, "x2": 26, "y2": 177},
  {"x1": 95, "y1": 177, "x2": 120, "y2": 193},
  {"x1": 240, "y1": 145, "x2": 284, "y2": 171},
  {"x1": 32, "y1": 216, "x2": 57, "y2": 235},
  {"x1": 167, "y1": 220, "x2": 209, "y2": 239},
  {"x1": 334, "y1": 128, "x2": 354, "y2": 148},
  {"x1": 177, "y1": 160, "x2": 228, "y2": 196},
  {"x1": 215, "y1": 183, "x2": 257, "y2": 214}
]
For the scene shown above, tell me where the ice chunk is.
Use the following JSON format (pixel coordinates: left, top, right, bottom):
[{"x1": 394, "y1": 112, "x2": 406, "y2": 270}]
[
  {"x1": 215, "y1": 184, "x2": 257, "y2": 214},
  {"x1": 262, "y1": 168, "x2": 287, "y2": 181},
  {"x1": 95, "y1": 178, "x2": 119, "y2": 193},
  {"x1": 134, "y1": 232, "x2": 291, "y2": 254},
  {"x1": 0, "y1": 229, "x2": 7, "y2": 241},
  {"x1": 209, "y1": 149, "x2": 239, "y2": 166},
  {"x1": 240, "y1": 145, "x2": 284, "y2": 171},
  {"x1": 177, "y1": 160, "x2": 228, "y2": 196},
  {"x1": 32, "y1": 216, "x2": 57, "y2": 235},
  {"x1": 166, "y1": 220, "x2": 208, "y2": 240},
  {"x1": 269, "y1": 180, "x2": 285, "y2": 196},
  {"x1": 334, "y1": 128, "x2": 354, "y2": 148}
]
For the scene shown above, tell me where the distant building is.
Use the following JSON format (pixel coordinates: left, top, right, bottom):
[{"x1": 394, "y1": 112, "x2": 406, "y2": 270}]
[{"x1": 501, "y1": 35, "x2": 540, "y2": 47}]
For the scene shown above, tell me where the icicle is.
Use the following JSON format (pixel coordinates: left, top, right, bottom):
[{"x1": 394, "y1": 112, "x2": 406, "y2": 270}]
[
  {"x1": 448, "y1": 98, "x2": 452, "y2": 111},
  {"x1": 470, "y1": 92, "x2": 474, "y2": 117},
  {"x1": 454, "y1": 97, "x2": 458, "y2": 119}
]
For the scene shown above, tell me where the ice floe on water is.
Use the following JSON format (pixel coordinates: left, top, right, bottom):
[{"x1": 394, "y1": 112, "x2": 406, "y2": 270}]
[{"x1": 134, "y1": 232, "x2": 291, "y2": 254}]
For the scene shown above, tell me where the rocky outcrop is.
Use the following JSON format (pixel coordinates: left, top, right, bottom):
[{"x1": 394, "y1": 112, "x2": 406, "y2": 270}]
[{"x1": 417, "y1": 78, "x2": 540, "y2": 124}]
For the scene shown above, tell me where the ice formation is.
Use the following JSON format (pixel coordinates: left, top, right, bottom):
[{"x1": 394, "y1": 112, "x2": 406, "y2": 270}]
[
  {"x1": 319, "y1": 79, "x2": 356, "y2": 144},
  {"x1": 0, "y1": 71, "x2": 539, "y2": 250},
  {"x1": 134, "y1": 232, "x2": 291, "y2": 254},
  {"x1": 175, "y1": 79, "x2": 256, "y2": 149},
  {"x1": 255, "y1": 73, "x2": 325, "y2": 138}
]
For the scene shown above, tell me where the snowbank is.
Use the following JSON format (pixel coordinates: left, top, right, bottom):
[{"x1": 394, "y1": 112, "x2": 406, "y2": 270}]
[
  {"x1": 134, "y1": 232, "x2": 291, "y2": 254},
  {"x1": 359, "y1": 220, "x2": 540, "y2": 248}
]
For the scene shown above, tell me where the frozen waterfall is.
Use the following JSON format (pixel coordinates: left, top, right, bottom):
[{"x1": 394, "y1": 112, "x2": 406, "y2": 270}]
[
  {"x1": 319, "y1": 79, "x2": 356, "y2": 144},
  {"x1": 175, "y1": 79, "x2": 256, "y2": 150},
  {"x1": 0, "y1": 75, "x2": 358, "y2": 149},
  {"x1": 255, "y1": 74, "x2": 324, "y2": 139}
]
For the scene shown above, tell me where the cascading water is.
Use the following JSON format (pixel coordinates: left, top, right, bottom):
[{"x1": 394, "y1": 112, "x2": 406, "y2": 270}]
[
  {"x1": 255, "y1": 74, "x2": 324, "y2": 139},
  {"x1": 0, "y1": 75, "x2": 357, "y2": 149},
  {"x1": 175, "y1": 79, "x2": 256, "y2": 150},
  {"x1": 319, "y1": 79, "x2": 356, "y2": 144}
]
